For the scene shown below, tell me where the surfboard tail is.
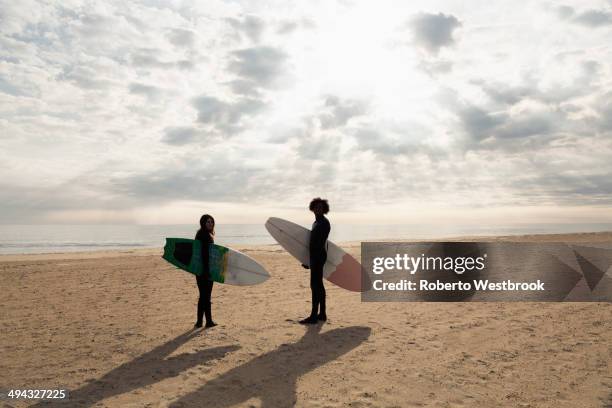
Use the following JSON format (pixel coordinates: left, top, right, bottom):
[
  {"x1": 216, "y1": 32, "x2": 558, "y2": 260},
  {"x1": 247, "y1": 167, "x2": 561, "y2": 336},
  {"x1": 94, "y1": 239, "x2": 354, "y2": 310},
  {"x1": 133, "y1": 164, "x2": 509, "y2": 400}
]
[{"x1": 328, "y1": 254, "x2": 370, "y2": 292}]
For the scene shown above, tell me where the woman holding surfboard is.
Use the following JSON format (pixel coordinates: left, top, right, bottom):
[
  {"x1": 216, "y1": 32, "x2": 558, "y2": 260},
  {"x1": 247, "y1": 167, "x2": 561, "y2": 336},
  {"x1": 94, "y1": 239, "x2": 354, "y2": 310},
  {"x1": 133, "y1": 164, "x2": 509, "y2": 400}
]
[
  {"x1": 300, "y1": 198, "x2": 331, "y2": 324},
  {"x1": 194, "y1": 214, "x2": 217, "y2": 328}
]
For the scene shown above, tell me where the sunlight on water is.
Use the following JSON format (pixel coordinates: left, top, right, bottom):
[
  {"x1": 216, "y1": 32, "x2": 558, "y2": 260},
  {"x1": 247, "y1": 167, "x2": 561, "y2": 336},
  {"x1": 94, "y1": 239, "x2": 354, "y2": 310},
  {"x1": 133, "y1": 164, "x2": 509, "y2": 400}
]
[{"x1": 0, "y1": 223, "x2": 611, "y2": 254}]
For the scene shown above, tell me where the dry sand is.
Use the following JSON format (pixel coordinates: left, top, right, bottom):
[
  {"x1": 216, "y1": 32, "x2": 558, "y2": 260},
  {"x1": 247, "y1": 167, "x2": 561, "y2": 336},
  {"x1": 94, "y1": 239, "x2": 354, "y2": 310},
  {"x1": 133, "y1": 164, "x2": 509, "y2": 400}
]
[{"x1": 1, "y1": 233, "x2": 612, "y2": 407}]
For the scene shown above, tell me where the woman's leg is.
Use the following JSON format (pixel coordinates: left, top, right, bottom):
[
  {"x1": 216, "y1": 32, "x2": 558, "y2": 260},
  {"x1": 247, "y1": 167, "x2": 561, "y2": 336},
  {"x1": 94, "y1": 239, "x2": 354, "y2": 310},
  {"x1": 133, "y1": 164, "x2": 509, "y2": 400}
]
[
  {"x1": 195, "y1": 275, "x2": 206, "y2": 326},
  {"x1": 204, "y1": 279, "x2": 216, "y2": 327}
]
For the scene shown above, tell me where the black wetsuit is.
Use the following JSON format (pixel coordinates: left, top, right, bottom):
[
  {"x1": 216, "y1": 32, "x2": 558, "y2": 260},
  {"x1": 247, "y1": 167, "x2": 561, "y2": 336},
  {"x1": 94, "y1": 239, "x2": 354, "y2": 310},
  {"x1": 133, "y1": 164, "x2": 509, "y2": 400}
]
[
  {"x1": 195, "y1": 229, "x2": 214, "y2": 325},
  {"x1": 309, "y1": 214, "x2": 330, "y2": 317}
]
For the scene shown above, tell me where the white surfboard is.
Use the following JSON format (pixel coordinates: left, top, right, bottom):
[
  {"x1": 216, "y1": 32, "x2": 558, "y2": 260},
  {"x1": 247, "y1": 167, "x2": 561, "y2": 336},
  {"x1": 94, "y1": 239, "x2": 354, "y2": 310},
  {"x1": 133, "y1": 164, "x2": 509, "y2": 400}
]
[
  {"x1": 163, "y1": 238, "x2": 270, "y2": 286},
  {"x1": 223, "y1": 246, "x2": 270, "y2": 285},
  {"x1": 265, "y1": 217, "x2": 366, "y2": 292}
]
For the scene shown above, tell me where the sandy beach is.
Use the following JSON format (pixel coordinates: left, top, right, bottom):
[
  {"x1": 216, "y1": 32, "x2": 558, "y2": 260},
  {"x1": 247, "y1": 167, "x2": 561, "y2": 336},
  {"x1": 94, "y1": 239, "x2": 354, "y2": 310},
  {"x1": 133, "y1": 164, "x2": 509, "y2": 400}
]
[{"x1": 2, "y1": 233, "x2": 612, "y2": 408}]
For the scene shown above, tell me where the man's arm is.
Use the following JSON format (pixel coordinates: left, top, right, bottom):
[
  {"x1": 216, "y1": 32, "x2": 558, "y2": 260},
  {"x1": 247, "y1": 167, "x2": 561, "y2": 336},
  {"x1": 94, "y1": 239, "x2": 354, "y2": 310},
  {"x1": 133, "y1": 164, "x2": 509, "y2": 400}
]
[{"x1": 313, "y1": 219, "x2": 330, "y2": 250}]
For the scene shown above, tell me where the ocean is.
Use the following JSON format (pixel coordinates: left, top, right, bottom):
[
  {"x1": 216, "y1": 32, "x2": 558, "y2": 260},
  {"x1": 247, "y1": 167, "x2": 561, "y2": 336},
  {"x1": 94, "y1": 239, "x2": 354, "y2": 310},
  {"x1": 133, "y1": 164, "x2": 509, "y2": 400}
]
[{"x1": 0, "y1": 223, "x2": 611, "y2": 254}]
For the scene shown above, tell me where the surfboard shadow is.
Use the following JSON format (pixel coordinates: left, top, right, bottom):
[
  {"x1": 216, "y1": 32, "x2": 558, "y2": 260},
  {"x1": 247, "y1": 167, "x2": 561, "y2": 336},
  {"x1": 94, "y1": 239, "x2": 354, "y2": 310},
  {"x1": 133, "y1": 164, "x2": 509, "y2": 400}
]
[
  {"x1": 170, "y1": 325, "x2": 371, "y2": 408},
  {"x1": 33, "y1": 330, "x2": 239, "y2": 407}
]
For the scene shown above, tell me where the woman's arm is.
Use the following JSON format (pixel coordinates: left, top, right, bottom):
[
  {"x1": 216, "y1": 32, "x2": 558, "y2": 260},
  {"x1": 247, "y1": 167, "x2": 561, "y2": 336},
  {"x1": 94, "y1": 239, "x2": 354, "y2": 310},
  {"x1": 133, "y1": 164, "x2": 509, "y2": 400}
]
[{"x1": 195, "y1": 230, "x2": 211, "y2": 276}]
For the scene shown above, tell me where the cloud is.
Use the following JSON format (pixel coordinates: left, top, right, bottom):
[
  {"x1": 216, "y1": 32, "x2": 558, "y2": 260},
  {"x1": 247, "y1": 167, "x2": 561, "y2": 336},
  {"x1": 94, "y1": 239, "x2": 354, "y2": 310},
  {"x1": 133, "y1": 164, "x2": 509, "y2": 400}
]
[
  {"x1": 226, "y1": 15, "x2": 265, "y2": 43},
  {"x1": 439, "y1": 88, "x2": 564, "y2": 150},
  {"x1": 475, "y1": 81, "x2": 535, "y2": 106},
  {"x1": 573, "y1": 9, "x2": 612, "y2": 27},
  {"x1": 295, "y1": 131, "x2": 341, "y2": 161},
  {"x1": 271, "y1": 94, "x2": 369, "y2": 152},
  {"x1": 474, "y1": 60, "x2": 601, "y2": 107},
  {"x1": 0, "y1": 75, "x2": 32, "y2": 97},
  {"x1": 289, "y1": 134, "x2": 342, "y2": 191},
  {"x1": 1, "y1": 0, "x2": 612, "y2": 223},
  {"x1": 276, "y1": 21, "x2": 298, "y2": 35},
  {"x1": 128, "y1": 82, "x2": 163, "y2": 102},
  {"x1": 110, "y1": 161, "x2": 264, "y2": 203},
  {"x1": 457, "y1": 106, "x2": 507, "y2": 142},
  {"x1": 72, "y1": 12, "x2": 126, "y2": 38},
  {"x1": 227, "y1": 46, "x2": 289, "y2": 88},
  {"x1": 509, "y1": 172, "x2": 612, "y2": 205},
  {"x1": 556, "y1": 5, "x2": 575, "y2": 19},
  {"x1": 166, "y1": 28, "x2": 195, "y2": 48},
  {"x1": 418, "y1": 59, "x2": 453, "y2": 76},
  {"x1": 595, "y1": 92, "x2": 612, "y2": 131},
  {"x1": 0, "y1": 162, "x2": 138, "y2": 223},
  {"x1": 353, "y1": 128, "x2": 410, "y2": 156},
  {"x1": 276, "y1": 18, "x2": 316, "y2": 35},
  {"x1": 57, "y1": 65, "x2": 116, "y2": 90},
  {"x1": 463, "y1": 107, "x2": 562, "y2": 148},
  {"x1": 494, "y1": 111, "x2": 556, "y2": 140},
  {"x1": 129, "y1": 48, "x2": 194, "y2": 70},
  {"x1": 318, "y1": 96, "x2": 368, "y2": 129},
  {"x1": 409, "y1": 12, "x2": 461, "y2": 54},
  {"x1": 557, "y1": 5, "x2": 612, "y2": 27},
  {"x1": 225, "y1": 79, "x2": 261, "y2": 97},
  {"x1": 161, "y1": 127, "x2": 212, "y2": 146},
  {"x1": 0, "y1": 0, "x2": 54, "y2": 36},
  {"x1": 191, "y1": 95, "x2": 266, "y2": 135},
  {"x1": 273, "y1": 95, "x2": 373, "y2": 190}
]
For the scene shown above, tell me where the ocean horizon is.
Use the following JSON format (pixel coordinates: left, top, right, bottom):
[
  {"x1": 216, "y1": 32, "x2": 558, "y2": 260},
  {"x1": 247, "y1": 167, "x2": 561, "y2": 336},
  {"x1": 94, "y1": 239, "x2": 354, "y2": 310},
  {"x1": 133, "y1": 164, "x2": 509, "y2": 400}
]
[{"x1": 1, "y1": 223, "x2": 612, "y2": 255}]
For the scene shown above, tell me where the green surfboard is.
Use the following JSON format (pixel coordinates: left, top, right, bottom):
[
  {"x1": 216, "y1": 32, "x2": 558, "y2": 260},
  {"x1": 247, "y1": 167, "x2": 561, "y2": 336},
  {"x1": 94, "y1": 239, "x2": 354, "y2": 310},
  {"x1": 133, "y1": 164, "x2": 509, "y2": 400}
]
[{"x1": 162, "y1": 238, "x2": 229, "y2": 283}]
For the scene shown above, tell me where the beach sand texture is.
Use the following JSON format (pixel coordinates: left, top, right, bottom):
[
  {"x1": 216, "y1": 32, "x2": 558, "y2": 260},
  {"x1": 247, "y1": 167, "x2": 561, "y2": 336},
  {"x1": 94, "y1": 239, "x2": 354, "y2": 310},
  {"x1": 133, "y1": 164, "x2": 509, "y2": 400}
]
[{"x1": 1, "y1": 233, "x2": 612, "y2": 407}]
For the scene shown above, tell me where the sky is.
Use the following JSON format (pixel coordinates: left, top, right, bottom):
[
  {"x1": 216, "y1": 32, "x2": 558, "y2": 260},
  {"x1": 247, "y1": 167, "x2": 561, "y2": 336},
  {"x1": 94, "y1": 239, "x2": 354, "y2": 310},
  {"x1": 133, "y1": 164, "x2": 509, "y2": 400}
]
[{"x1": 1, "y1": 0, "x2": 612, "y2": 226}]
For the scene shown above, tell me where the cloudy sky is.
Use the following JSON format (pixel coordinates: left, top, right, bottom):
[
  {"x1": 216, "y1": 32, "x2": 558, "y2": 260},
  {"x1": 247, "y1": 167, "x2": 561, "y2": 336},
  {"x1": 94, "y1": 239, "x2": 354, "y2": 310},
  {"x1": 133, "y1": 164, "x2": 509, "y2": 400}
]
[{"x1": 1, "y1": 0, "x2": 612, "y2": 226}]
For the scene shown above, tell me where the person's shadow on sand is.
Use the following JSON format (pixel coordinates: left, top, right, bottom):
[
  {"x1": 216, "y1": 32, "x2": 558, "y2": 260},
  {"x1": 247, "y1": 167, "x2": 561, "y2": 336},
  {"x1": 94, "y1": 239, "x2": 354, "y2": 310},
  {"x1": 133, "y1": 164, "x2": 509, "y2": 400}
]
[
  {"x1": 34, "y1": 330, "x2": 239, "y2": 407},
  {"x1": 170, "y1": 325, "x2": 371, "y2": 408}
]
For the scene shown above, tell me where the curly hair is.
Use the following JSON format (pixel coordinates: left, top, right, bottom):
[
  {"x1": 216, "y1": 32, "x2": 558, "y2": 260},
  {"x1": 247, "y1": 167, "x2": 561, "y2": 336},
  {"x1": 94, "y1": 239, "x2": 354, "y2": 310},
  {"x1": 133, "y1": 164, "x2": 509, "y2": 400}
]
[{"x1": 309, "y1": 197, "x2": 330, "y2": 214}]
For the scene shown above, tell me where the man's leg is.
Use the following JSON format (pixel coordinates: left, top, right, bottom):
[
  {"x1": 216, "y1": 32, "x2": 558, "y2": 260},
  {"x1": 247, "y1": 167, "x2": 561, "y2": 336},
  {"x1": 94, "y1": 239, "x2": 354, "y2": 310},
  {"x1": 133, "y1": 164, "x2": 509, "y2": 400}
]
[
  {"x1": 300, "y1": 264, "x2": 322, "y2": 324},
  {"x1": 318, "y1": 280, "x2": 326, "y2": 320},
  {"x1": 316, "y1": 254, "x2": 327, "y2": 320}
]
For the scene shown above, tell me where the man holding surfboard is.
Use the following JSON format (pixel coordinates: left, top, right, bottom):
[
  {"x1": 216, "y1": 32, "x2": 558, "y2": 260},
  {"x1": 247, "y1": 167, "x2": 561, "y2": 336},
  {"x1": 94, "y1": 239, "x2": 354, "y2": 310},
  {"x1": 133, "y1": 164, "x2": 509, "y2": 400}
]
[{"x1": 300, "y1": 198, "x2": 331, "y2": 324}]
